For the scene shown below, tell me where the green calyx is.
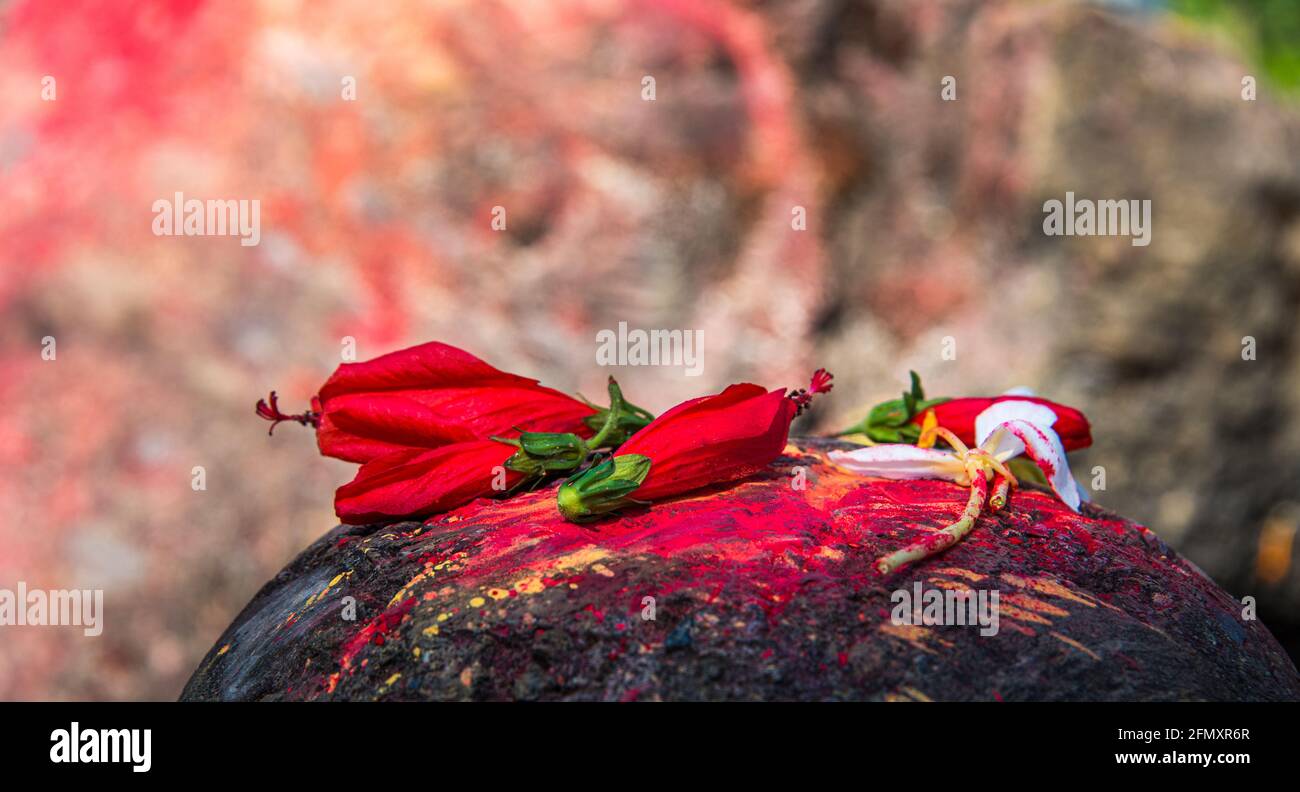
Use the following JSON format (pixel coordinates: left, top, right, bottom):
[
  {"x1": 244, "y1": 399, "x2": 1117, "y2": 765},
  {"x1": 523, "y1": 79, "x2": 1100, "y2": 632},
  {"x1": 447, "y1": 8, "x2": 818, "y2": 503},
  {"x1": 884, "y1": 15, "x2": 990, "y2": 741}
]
[
  {"x1": 496, "y1": 377, "x2": 647, "y2": 479},
  {"x1": 580, "y1": 389, "x2": 654, "y2": 447},
  {"x1": 836, "y1": 370, "x2": 950, "y2": 443},
  {"x1": 498, "y1": 431, "x2": 588, "y2": 476},
  {"x1": 556, "y1": 454, "x2": 652, "y2": 522}
]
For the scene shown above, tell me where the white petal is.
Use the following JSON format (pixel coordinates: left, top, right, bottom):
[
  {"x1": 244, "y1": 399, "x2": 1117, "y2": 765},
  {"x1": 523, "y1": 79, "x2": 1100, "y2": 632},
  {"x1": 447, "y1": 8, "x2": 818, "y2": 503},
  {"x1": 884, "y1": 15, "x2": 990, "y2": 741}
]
[
  {"x1": 974, "y1": 399, "x2": 1058, "y2": 445},
  {"x1": 828, "y1": 446, "x2": 966, "y2": 482},
  {"x1": 985, "y1": 420, "x2": 1082, "y2": 512},
  {"x1": 1000, "y1": 386, "x2": 1037, "y2": 397}
]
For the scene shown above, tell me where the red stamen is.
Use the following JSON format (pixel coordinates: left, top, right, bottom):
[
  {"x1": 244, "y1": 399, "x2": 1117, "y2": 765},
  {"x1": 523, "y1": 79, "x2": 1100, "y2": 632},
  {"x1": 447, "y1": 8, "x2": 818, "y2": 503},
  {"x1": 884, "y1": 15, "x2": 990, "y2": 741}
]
[
  {"x1": 789, "y1": 369, "x2": 834, "y2": 416},
  {"x1": 256, "y1": 390, "x2": 320, "y2": 435},
  {"x1": 809, "y1": 368, "x2": 833, "y2": 395}
]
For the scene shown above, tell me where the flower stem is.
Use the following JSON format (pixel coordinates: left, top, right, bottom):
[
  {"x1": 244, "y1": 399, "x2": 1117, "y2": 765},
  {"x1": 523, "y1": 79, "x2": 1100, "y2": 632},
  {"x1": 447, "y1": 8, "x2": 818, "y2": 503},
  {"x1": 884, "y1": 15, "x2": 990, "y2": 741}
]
[
  {"x1": 586, "y1": 378, "x2": 625, "y2": 450},
  {"x1": 875, "y1": 469, "x2": 989, "y2": 576}
]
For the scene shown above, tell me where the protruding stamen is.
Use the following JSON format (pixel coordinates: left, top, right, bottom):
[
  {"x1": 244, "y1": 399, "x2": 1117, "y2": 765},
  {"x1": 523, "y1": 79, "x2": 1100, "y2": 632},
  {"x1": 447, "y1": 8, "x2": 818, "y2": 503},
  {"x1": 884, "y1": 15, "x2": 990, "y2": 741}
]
[
  {"x1": 790, "y1": 369, "x2": 834, "y2": 416},
  {"x1": 964, "y1": 447, "x2": 1018, "y2": 488},
  {"x1": 256, "y1": 391, "x2": 320, "y2": 435},
  {"x1": 809, "y1": 368, "x2": 834, "y2": 395},
  {"x1": 929, "y1": 426, "x2": 970, "y2": 456}
]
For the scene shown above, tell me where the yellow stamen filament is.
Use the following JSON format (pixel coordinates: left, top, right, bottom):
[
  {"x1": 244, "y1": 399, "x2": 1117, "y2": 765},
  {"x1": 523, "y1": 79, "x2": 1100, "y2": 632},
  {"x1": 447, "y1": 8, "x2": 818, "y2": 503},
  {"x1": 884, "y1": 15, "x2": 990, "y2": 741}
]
[
  {"x1": 968, "y1": 448, "x2": 1019, "y2": 487},
  {"x1": 929, "y1": 426, "x2": 969, "y2": 456}
]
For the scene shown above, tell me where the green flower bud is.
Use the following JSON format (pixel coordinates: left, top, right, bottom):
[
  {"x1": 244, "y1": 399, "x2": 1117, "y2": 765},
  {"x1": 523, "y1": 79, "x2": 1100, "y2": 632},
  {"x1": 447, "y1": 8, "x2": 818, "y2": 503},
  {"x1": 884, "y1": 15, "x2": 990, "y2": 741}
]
[
  {"x1": 556, "y1": 455, "x2": 652, "y2": 522},
  {"x1": 493, "y1": 377, "x2": 652, "y2": 480},
  {"x1": 498, "y1": 431, "x2": 588, "y2": 477}
]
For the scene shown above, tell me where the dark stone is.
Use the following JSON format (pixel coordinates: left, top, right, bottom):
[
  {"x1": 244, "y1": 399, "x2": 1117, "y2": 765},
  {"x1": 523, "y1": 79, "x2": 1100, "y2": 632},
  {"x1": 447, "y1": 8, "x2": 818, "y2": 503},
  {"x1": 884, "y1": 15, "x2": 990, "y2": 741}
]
[{"x1": 182, "y1": 439, "x2": 1300, "y2": 701}]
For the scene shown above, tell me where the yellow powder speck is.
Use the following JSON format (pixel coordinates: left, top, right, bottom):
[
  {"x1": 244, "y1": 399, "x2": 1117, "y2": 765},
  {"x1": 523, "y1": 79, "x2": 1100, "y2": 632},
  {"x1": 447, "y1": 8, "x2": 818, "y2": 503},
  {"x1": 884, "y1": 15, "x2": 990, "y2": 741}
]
[
  {"x1": 934, "y1": 566, "x2": 986, "y2": 582},
  {"x1": 385, "y1": 672, "x2": 402, "y2": 686},
  {"x1": 514, "y1": 577, "x2": 545, "y2": 595},
  {"x1": 469, "y1": 596, "x2": 486, "y2": 608},
  {"x1": 1050, "y1": 631, "x2": 1101, "y2": 661},
  {"x1": 591, "y1": 563, "x2": 615, "y2": 578},
  {"x1": 487, "y1": 588, "x2": 510, "y2": 600},
  {"x1": 437, "y1": 612, "x2": 450, "y2": 622},
  {"x1": 217, "y1": 644, "x2": 230, "y2": 656},
  {"x1": 422, "y1": 625, "x2": 440, "y2": 637},
  {"x1": 551, "y1": 545, "x2": 610, "y2": 570},
  {"x1": 901, "y1": 687, "x2": 933, "y2": 702}
]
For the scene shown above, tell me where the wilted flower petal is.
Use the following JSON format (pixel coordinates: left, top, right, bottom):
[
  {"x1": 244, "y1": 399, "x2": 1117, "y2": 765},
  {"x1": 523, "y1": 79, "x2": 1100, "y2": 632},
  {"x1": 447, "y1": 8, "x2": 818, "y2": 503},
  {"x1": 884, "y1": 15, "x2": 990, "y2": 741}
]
[{"x1": 828, "y1": 445, "x2": 967, "y2": 483}]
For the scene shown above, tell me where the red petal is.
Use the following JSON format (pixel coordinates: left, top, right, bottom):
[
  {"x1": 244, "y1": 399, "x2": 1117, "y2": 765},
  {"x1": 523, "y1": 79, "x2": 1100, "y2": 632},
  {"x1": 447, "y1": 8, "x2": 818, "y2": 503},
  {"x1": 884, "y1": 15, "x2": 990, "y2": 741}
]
[
  {"x1": 621, "y1": 383, "x2": 768, "y2": 449},
  {"x1": 620, "y1": 386, "x2": 795, "y2": 501},
  {"x1": 309, "y1": 341, "x2": 597, "y2": 462},
  {"x1": 318, "y1": 341, "x2": 536, "y2": 401},
  {"x1": 334, "y1": 440, "x2": 520, "y2": 524},
  {"x1": 315, "y1": 394, "x2": 478, "y2": 463}
]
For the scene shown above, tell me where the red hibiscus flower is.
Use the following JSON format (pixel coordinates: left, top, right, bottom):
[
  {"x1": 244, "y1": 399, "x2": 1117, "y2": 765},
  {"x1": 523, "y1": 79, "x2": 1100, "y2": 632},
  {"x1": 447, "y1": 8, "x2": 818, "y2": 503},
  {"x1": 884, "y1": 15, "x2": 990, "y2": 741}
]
[
  {"x1": 556, "y1": 370, "x2": 832, "y2": 521},
  {"x1": 334, "y1": 377, "x2": 649, "y2": 524},
  {"x1": 836, "y1": 371, "x2": 1091, "y2": 451},
  {"x1": 919, "y1": 395, "x2": 1091, "y2": 452},
  {"x1": 257, "y1": 341, "x2": 646, "y2": 463},
  {"x1": 333, "y1": 439, "x2": 520, "y2": 525}
]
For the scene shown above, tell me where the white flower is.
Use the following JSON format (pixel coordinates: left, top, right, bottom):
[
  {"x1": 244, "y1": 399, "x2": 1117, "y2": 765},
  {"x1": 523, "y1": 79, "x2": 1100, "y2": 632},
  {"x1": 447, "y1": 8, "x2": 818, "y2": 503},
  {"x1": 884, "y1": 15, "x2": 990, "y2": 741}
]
[
  {"x1": 831, "y1": 400, "x2": 1080, "y2": 510},
  {"x1": 827, "y1": 400, "x2": 1084, "y2": 574}
]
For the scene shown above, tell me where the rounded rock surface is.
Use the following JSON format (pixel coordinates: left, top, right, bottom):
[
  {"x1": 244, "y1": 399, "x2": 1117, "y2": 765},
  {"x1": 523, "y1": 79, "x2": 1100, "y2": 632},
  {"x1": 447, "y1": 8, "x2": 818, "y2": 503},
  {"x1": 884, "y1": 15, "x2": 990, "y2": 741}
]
[{"x1": 182, "y1": 439, "x2": 1300, "y2": 701}]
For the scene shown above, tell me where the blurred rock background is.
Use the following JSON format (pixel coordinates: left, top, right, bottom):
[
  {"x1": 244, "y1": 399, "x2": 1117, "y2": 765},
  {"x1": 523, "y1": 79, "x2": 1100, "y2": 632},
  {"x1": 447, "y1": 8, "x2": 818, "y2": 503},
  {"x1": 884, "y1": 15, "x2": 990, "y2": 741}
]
[{"x1": 1, "y1": 0, "x2": 1298, "y2": 699}]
